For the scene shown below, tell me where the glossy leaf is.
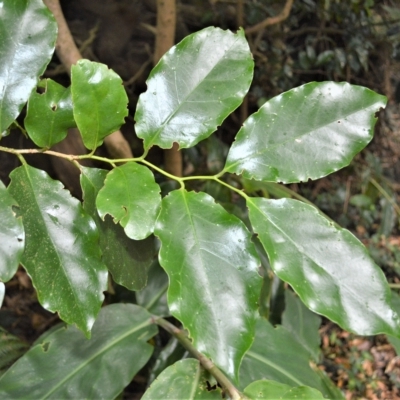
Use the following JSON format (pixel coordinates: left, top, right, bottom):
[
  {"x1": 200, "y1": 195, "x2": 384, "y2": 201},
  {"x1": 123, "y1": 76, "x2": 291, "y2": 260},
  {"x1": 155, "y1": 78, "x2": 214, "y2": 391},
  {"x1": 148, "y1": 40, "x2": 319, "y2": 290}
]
[
  {"x1": 25, "y1": 79, "x2": 76, "y2": 147},
  {"x1": 0, "y1": 0, "x2": 57, "y2": 133},
  {"x1": 81, "y1": 167, "x2": 155, "y2": 291},
  {"x1": 225, "y1": 82, "x2": 387, "y2": 183},
  {"x1": 8, "y1": 165, "x2": 108, "y2": 336},
  {"x1": 71, "y1": 60, "x2": 128, "y2": 150},
  {"x1": 0, "y1": 181, "x2": 24, "y2": 282},
  {"x1": 244, "y1": 380, "x2": 324, "y2": 399},
  {"x1": 135, "y1": 27, "x2": 253, "y2": 150},
  {"x1": 247, "y1": 197, "x2": 400, "y2": 337},
  {"x1": 240, "y1": 318, "x2": 343, "y2": 399},
  {"x1": 96, "y1": 162, "x2": 161, "y2": 240},
  {"x1": 155, "y1": 190, "x2": 262, "y2": 382},
  {"x1": 136, "y1": 260, "x2": 169, "y2": 316},
  {"x1": 0, "y1": 304, "x2": 157, "y2": 399},
  {"x1": 282, "y1": 290, "x2": 321, "y2": 362},
  {"x1": 142, "y1": 359, "x2": 222, "y2": 400}
]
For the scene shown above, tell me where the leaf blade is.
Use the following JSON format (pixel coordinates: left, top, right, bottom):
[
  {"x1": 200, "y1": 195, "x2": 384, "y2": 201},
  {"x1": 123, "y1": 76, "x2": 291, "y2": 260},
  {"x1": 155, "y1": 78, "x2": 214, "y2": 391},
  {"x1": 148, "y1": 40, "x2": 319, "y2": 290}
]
[
  {"x1": 0, "y1": 0, "x2": 57, "y2": 132},
  {"x1": 0, "y1": 304, "x2": 157, "y2": 399},
  {"x1": 8, "y1": 165, "x2": 108, "y2": 335},
  {"x1": 247, "y1": 197, "x2": 400, "y2": 336},
  {"x1": 135, "y1": 27, "x2": 253, "y2": 150},
  {"x1": 0, "y1": 181, "x2": 24, "y2": 282},
  {"x1": 225, "y1": 82, "x2": 387, "y2": 183},
  {"x1": 155, "y1": 190, "x2": 262, "y2": 381},
  {"x1": 71, "y1": 60, "x2": 128, "y2": 150}
]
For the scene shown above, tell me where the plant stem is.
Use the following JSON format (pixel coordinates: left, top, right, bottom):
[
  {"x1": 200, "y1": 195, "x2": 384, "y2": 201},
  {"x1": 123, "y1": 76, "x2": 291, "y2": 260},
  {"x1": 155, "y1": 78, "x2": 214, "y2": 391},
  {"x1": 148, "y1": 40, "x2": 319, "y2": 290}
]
[{"x1": 153, "y1": 317, "x2": 247, "y2": 400}]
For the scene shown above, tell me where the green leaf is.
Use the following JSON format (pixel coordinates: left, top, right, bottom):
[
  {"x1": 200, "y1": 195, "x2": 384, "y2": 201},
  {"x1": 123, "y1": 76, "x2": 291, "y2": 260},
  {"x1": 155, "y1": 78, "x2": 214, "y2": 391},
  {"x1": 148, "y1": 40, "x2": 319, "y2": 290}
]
[
  {"x1": 135, "y1": 27, "x2": 253, "y2": 150},
  {"x1": 0, "y1": 181, "x2": 24, "y2": 282},
  {"x1": 142, "y1": 359, "x2": 222, "y2": 400},
  {"x1": 81, "y1": 167, "x2": 155, "y2": 291},
  {"x1": 0, "y1": 304, "x2": 157, "y2": 399},
  {"x1": 244, "y1": 380, "x2": 324, "y2": 399},
  {"x1": 71, "y1": 60, "x2": 128, "y2": 150},
  {"x1": 155, "y1": 190, "x2": 262, "y2": 382},
  {"x1": 96, "y1": 163, "x2": 161, "y2": 240},
  {"x1": 225, "y1": 82, "x2": 387, "y2": 183},
  {"x1": 8, "y1": 165, "x2": 108, "y2": 336},
  {"x1": 282, "y1": 290, "x2": 321, "y2": 362},
  {"x1": 240, "y1": 318, "x2": 343, "y2": 399},
  {"x1": 388, "y1": 290, "x2": 400, "y2": 355},
  {"x1": 247, "y1": 197, "x2": 400, "y2": 337},
  {"x1": 136, "y1": 260, "x2": 169, "y2": 316},
  {"x1": 0, "y1": 327, "x2": 29, "y2": 377},
  {"x1": 24, "y1": 79, "x2": 76, "y2": 147},
  {"x1": 0, "y1": 0, "x2": 57, "y2": 133}
]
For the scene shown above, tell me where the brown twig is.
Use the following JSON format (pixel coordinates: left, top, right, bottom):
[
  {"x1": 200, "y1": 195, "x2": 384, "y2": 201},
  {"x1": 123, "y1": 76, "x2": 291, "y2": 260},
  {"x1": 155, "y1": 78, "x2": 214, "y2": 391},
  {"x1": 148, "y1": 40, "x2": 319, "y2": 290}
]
[
  {"x1": 154, "y1": 0, "x2": 182, "y2": 177},
  {"x1": 43, "y1": 0, "x2": 133, "y2": 160},
  {"x1": 245, "y1": 0, "x2": 294, "y2": 35}
]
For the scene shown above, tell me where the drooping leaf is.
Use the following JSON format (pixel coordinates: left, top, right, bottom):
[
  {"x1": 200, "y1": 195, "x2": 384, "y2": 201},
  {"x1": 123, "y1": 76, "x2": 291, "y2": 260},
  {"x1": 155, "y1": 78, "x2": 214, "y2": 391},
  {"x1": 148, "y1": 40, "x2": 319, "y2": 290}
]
[
  {"x1": 135, "y1": 27, "x2": 253, "y2": 150},
  {"x1": 96, "y1": 162, "x2": 161, "y2": 240},
  {"x1": 244, "y1": 379, "x2": 324, "y2": 399},
  {"x1": 0, "y1": 0, "x2": 57, "y2": 133},
  {"x1": 282, "y1": 290, "x2": 321, "y2": 362},
  {"x1": 155, "y1": 189, "x2": 262, "y2": 382},
  {"x1": 142, "y1": 359, "x2": 222, "y2": 400},
  {"x1": 247, "y1": 197, "x2": 400, "y2": 337},
  {"x1": 24, "y1": 79, "x2": 76, "y2": 147},
  {"x1": 8, "y1": 165, "x2": 108, "y2": 336},
  {"x1": 0, "y1": 181, "x2": 24, "y2": 282},
  {"x1": 135, "y1": 260, "x2": 169, "y2": 316},
  {"x1": 240, "y1": 318, "x2": 343, "y2": 399},
  {"x1": 0, "y1": 304, "x2": 157, "y2": 399},
  {"x1": 225, "y1": 82, "x2": 387, "y2": 183},
  {"x1": 81, "y1": 167, "x2": 155, "y2": 291},
  {"x1": 71, "y1": 60, "x2": 128, "y2": 150}
]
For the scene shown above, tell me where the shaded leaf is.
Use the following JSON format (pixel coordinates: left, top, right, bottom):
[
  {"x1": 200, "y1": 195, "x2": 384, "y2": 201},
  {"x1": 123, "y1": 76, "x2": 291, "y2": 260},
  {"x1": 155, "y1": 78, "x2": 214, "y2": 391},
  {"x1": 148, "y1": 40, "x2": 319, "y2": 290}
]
[
  {"x1": 135, "y1": 27, "x2": 253, "y2": 150},
  {"x1": 240, "y1": 318, "x2": 343, "y2": 399},
  {"x1": 244, "y1": 379, "x2": 324, "y2": 399},
  {"x1": 142, "y1": 359, "x2": 222, "y2": 400},
  {"x1": 0, "y1": 304, "x2": 157, "y2": 399},
  {"x1": 155, "y1": 190, "x2": 261, "y2": 382},
  {"x1": 71, "y1": 60, "x2": 128, "y2": 150},
  {"x1": 96, "y1": 162, "x2": 161, "y2": 240},
  {"x1": 247, "y1": 197, "x2": 400, "y2": 337},
  {"x1": 81, "y1": 167, "x2": 155, "y2": 291},
  {"x1": 282, "y1": 290, "x2": 321, "y2": 362},
  {"x1": 225, "y1": 82, "x2": 387, "y2": 183},
  {"x1": 0, "y1": 327, "x2": 29, "y2": 377},
  {"x1": 8, "y1": 165, "x2": 107, "y2": 336},
  {"x1": 25, "y1": 79, "x2": 76, "y2": 147},
  {"x1": 388, "y1": 290, "x2": 400, "y2": 355},
  {"x1": 0, "y1": 181, "x2": 24, "y2": 282},
  {"x1": 135, "y1": 260, "x2": 169, "y2": 316},
  {"x1": 0, "y1": 0, "x2": 57, "y2": 133}
]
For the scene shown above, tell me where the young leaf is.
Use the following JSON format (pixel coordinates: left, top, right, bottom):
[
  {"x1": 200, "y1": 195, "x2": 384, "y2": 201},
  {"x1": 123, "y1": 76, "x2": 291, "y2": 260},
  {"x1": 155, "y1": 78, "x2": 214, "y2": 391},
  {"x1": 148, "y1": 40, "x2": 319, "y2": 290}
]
[
  {"x1": 0, "y1": 0, "x2": 57, "y2": 133},
  {"x1": 247, "y1": 197, "x2": 400, "y2": 337},
  {"x1": 244, "y1": 380, "x2": 324, "y2": 399},
  {"x1": 0, "y1": 181, "x2": 24, "y2": 282},
  {"x1": 25, "y1": 79, "x2": 76, "y2": 147},
  {"x1": 135, "y1": 27, "x2": 253, "y2": 150},
  {"x1": 0, "y1": 304, "x2": 157, "y2": 399},
  {"x1": 81, "y1": 167, "x2": 155, "y2": 291},
  {"x1": 240, "y1": 318, "x2": 343, "y2": 399},
  {"x1": 71, "y1": 60, "x2": 128, "y2": 150},
  {"x1": 8, "y1": 165, "x2": 108, "y2": 336},
  {"x1": 155, "y1": 190, "x2": 262, "y2": 382},
  {"x1": 96, "y1": 162, "x2": 161, "y2": 240},
  {"x1": 142, "y1": 359, "x2": 222, "y2": 400},
  {"x1": 225, "y1": 82, "x2": 387, "y2": 183},
  {"x1": 282, "y1": 290, "x2": 321, "y2": 363}
]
